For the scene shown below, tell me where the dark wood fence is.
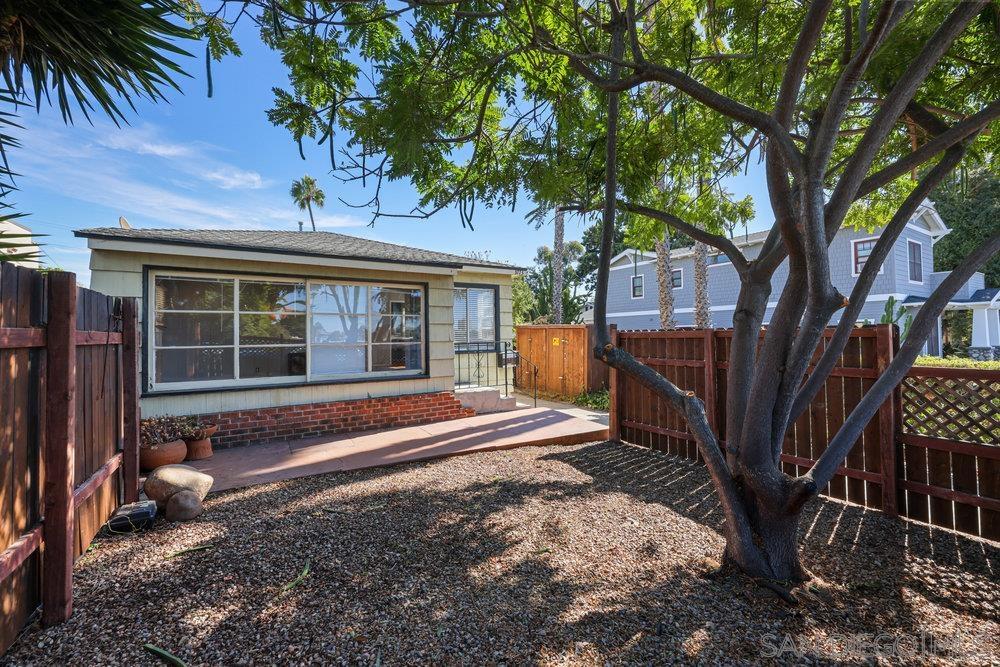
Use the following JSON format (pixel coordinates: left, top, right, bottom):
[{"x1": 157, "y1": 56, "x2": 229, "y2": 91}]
[
  {"x1": 0, "y1": 265, "x2": 139, "y2": 653},
  {"x1": 609, "y1": 324, "x2": 999, "y2": 542},
  {"x1": 515, "y1": 324, "x2": 609, "y2": 398}
]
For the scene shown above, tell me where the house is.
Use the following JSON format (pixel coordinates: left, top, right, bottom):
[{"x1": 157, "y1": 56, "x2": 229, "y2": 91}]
[
  {"x1": 0, "y1": 219, "x2": 41, "y2": 268},
  {"x1": 605, "y1": 203, "x2": 999, "y2": 359},
  {"x1": 75, "y1": 227, "x2": 520, "y2": 447}
]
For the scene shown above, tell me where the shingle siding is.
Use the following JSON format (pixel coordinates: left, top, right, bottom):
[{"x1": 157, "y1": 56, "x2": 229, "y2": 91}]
[{"x1": 606, "y1": 221, "x2": 972, "y2": 331}]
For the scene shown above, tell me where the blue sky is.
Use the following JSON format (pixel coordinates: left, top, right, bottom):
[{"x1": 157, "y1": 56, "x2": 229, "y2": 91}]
[{"x1": 12, "y1": 25, "x2": 772, "y2": 287}]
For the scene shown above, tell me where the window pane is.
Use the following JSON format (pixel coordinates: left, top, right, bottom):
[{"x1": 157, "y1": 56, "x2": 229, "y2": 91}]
[
  {"x1": 239, "y1": 280, "x2": 306, "y2": 312},
  {"x1": 372, "y1": 343, "x2": 422, "y2": 372},
  {"x1": 371, "y1": 287, "x2": 421, "y2": 316},
  {"x1": 310, "y1": 283, "x2": 367, "y2": 314},
  {"x1": 311, "y1": 345, "x2": 367, "y2": 375},
  {"x1": 372, "y1": 315, "x2": 421, "y2": 343},
  {"x1": 154, "y1": 312, "x2": 233, "y2": 347},
  {"x1": 155, "y1": 276, "x2": 233, "y2": 311},
  {"x1": 239, "y1": 313, "x2": 306, "y2": 344},
  {"x1": 671, "y1": 270, "x2": 682, "y2": 289},
  {"x1": 239, "y1": 346, "x2": 306, "y2": 378},
  {"x1": 155, "y1": 348, "x2": 234, "y2": 383},
  {"x1": 631, "y1": 276, "x2": 643, "y2": 297},
  {"x1": 466, "y1": 288, "x2": 494, "y2": 343},
  {"x1": 311, "y1": 314, "x2": 368, "y2": 344},
  {"x1": 453, "y1": 288, "x2": 469, "y2": 344}
]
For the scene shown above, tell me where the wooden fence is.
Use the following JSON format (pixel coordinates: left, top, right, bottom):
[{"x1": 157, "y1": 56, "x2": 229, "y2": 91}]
[
  {"x1": 609, "y1": 324, "x2": 999, "y2": 542},
  {"x1": 0, "y1": 265, "x2": 139, "y2": 653},
  {"x1": 515, "y1": 324, "x2": 609, "y2": 398}
]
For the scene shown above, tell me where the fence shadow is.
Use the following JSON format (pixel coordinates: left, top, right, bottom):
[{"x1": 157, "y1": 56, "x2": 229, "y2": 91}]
[{"x1": 543, "y1": 441, "x2": 999, "y2": 626}]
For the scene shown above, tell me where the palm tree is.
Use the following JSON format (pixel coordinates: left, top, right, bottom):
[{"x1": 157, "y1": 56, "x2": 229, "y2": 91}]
[
  {"x1": 290, "y1": 175, "x2": 326, "y2": 231},
  {"x1": 693, "y1": 241, "x2": 712, "y2": 329},
  {"x1": 655, "y1": 228, "x2": 675, "y2": 329},
  {"x1": 552, "y1": 207, "x2": 565, "y2": 324}
]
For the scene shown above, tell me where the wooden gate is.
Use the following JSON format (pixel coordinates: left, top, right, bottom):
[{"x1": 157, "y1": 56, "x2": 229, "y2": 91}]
[
  {"x1": 515, "y1": 324, "x2": 608, "y2": 398},
  {"x1": 0, "y1": 265, "x2": 140, "y2": 652},
  {"x1": 609, "y1": 324, "x2": 1000, "y2": 541}
]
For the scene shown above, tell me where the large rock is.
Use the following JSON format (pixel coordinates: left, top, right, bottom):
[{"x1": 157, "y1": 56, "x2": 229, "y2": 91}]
[
  {"x1": 165, "y1": 490, "x2": 204, "y2": 522},
  {"x1": 144, "y1": 464, "x2": 213, "y2": 509}
]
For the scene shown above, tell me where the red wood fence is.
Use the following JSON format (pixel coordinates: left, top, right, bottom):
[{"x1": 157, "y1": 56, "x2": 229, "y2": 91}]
[
  {"x1": 0, "y1": 265, "x2": 139, "y2": 653},
  {"x1": 609, "y1": 324, "x2": 999, "y2": 542}
]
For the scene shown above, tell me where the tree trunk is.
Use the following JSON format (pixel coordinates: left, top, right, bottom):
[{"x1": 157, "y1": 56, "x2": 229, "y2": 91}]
[
  {"x1": 307, "y1": 202, "x2": 317, "y2": 232},
  {"x1": 694, "y1": 241, "x2": 712, "y2": 328},
  {"x1": 655, "y1": 229, "x2": 675, "y2": 328},
  {"x1": 552, "y1": 207, "x2": 565, "y2": 324}
]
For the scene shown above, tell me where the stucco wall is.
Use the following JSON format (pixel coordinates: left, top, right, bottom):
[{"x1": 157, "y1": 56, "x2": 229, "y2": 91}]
[{"x1": 88, "y1": 248, "x2": 512, "y2": 417}]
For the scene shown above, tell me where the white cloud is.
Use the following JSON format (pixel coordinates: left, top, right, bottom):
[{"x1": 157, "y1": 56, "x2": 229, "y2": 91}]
[
  {"x1": 99, "y1": 130, "x2": 194, "y2": 159},
  {"x1": 202, "y1": 166, "x2": 266, "y2": 190},
  {"x1": 15, "y1": 119, "x2": 364, "y2": 232}
]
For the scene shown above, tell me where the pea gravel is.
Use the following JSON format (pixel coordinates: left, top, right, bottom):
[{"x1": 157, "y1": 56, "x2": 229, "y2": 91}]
[{"x1": 5, "y1": 441, "x2": 998, "y2": 665}]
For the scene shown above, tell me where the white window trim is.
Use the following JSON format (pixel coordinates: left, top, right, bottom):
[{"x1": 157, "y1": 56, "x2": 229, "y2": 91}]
[
  {"x1": 851, "y1": 236, "x2": 885, "y2": 277},
  {"x1": 147, "y1": 269, "x2": 425, "y2": 393},
  {"x1": 907, "y1": 238, "x2": 924, "y2": 284},
  {"x1": 631, "y1": 274, "x2": 644, "y2": 299},
  {"x1": 706, "y1": 254, "x2": 732, "y2": 268},
  {"x1": 671, "y1": 268, "x2": 683, "y2": 290},
  {"x1": 453, "y1": 285, "x2": 497, "y2": 349}
]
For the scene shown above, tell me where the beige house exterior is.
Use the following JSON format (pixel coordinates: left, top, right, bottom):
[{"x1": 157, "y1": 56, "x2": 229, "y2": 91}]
[{"x1": 77, "y1": 229, "x2": 517, "y2": 428}]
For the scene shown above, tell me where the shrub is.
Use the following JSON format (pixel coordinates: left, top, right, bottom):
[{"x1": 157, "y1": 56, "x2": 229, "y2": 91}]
[
  {"x1": 914, "y1": 355, "x2": 1000, "y2": 370},
  {"x1": 573, "y1": 389, "x2": 610, "y2": 411}
]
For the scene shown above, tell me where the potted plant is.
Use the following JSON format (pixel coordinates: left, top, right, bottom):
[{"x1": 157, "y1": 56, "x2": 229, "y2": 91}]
[
  {"x1": 139, "y1": 417, "x2": 187, "y2": 471},
  {"x1": 180, "y1": 418, "x2": 218, "y2": 460}
]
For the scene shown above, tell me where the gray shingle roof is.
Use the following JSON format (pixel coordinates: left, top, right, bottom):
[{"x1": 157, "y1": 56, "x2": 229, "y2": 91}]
[{"x1": 74, "y1": 228, "x2": 522, "y2": 271}]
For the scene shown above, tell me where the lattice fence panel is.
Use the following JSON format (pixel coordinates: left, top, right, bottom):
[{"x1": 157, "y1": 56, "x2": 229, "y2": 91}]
[{"x1": 901, "y1": 375, "x2": 1000, "y2": 445}]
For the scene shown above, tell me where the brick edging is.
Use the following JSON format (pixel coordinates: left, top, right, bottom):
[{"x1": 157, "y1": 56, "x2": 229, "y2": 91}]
[{"x1": 198, "y1": 391, "x2": 475, "y2": 449}]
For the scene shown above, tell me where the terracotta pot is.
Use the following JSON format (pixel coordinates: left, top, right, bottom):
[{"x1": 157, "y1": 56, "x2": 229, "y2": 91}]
[
  {"x1": 139, "y1": 439, "x2": 187, "y2": 472},
  {"x1": 185, "y1": 437, "x2": 213, "y2": 461}
]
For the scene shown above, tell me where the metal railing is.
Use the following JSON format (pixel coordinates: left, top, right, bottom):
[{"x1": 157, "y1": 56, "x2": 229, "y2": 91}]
[{"x1": 454, "y1": 341, "x2": 538, "y2": 407}]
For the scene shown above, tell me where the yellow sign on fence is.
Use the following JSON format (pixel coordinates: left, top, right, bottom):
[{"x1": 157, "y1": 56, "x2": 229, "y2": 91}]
[{"x1": 552, "y1": 337, "x2": 560, "y2": 346}]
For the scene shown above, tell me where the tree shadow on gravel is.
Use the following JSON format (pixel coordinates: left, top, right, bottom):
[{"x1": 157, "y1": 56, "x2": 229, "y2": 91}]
[
  {"x1": 4, "y1": 464, "x2": 597, "y2": 665},
  {"x1": 543, "y1": 441, "x2": 999, "y2": 661}
]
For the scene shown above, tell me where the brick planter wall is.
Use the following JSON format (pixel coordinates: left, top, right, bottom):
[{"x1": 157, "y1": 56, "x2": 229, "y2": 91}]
[{"x1": 199, "y1": 391, "x2": 475, "y2": 449}]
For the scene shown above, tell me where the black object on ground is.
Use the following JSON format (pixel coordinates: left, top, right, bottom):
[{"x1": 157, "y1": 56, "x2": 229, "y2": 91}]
[{"x1": 107, "y1": 500, "x2": 158, "y2": 533}]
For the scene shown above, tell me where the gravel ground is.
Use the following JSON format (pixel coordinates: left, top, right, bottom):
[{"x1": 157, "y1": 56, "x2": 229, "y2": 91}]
[{"x1": 5, "y1": 441, "x2": 998, "y2": 666}]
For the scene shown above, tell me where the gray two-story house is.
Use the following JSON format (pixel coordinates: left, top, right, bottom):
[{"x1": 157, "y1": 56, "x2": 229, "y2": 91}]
[{"x1": 601, "y1": 203, "x2": 1000, "y2": 358}]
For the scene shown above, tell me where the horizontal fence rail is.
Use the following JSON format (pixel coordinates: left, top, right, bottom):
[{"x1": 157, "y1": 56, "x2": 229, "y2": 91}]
[
  {"x1": 0, "y1": 264, "x2": 139, "y2": 653},
  {"x1": 609, "y1": 324, "x2": 999, "y2": 542}
]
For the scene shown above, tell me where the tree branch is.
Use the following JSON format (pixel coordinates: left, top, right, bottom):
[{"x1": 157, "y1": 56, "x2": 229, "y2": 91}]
[
  {"x1": 825, "y1": 0, "x2": 987, "y2": 233},
  {"x1": 787, "y1": 143, "x2": 967, "y2": 427},
  {"x1": 618, "y1": 200, "x2": 750, "y2": 274},
  {"x1": 797, "y1": 229, "x2": 1000, "y2": 500},
  {"x1": 857, "y1": 99, "x2": 1000, "y2": 198}
]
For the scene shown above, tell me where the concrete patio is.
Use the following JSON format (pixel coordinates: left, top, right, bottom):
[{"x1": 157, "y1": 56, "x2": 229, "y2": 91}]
[{"x1": 191, "y1": 407, "x2": 608, "y2": 492}]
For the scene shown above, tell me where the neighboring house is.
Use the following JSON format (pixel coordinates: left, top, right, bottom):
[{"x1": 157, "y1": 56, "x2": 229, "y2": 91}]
[
  {"x1": 605, "y1": 203, "x2": 999, "y2": 358},
  {"x1": 75, "y1": 228, "x2": 520, "y2": 446},
  {"x1": 0, "y1": 219, "x2": 41, "y2": 268}
]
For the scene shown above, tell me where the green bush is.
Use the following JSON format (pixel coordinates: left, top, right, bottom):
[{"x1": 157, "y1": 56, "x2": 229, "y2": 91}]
[
  {"x1": 914, "y1": 355, "x2": 1000, "y2": 370},
  {"x1": 573, "y1": 389, "x2": 610, "y2": 411}
]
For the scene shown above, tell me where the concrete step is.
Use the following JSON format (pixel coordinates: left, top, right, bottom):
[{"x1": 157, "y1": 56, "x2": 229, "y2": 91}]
[{"x1": 456, "y1": 387, "x2": 520, "y2": 414}]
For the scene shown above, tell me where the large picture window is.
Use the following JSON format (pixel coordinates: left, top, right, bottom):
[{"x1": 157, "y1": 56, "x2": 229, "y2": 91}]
[
  {"x1": 453, "y1": 286, "x2": 496, "y2": 352},
  {"x1": 150, "y1": 272, "x2": 424, "y2": 390}
]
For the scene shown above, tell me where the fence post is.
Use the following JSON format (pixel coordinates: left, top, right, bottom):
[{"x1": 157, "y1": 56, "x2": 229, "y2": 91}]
[
  {"x1": 876, "y1": 324, "x2": 898, "y2": 517},
  {"x1": 702, "y1": 329, "x2": 717, "y2": 433},
  {"x1": 608, "y1": 325, "x2": 620, "y2": 442},
  {"x1": 42, "y1": 271, "x2": 76, "y2": 626},
  {"x1": 121, "y1": 297, "x2": 140, "y2": 504}
]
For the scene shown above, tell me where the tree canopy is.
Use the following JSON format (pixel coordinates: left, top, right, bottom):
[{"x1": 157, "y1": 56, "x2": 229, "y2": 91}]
[{"x1": 190, "y1": 0, "x2": 1000, "y2": 587}]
